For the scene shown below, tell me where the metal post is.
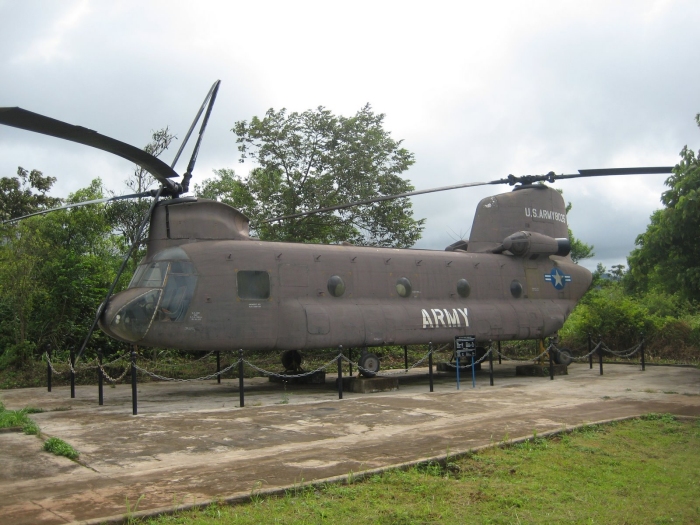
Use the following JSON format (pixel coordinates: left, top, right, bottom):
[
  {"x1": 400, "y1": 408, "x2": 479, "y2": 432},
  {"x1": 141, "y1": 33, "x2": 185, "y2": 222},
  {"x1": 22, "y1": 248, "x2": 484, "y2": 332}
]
[
  {"x1": 588, "y1": 333, "x2": 593, "y2": 369},
  {"x1": 497, "y1": 341, "x2": 501, "y2": 365},
  {"x1": 70, "y1": 349, "x2": 76, "y2": 399},
  {"x1": 640, "y1": 333, "x2": 646, "y2": 372},
  {"x1": 238, "y1": 349, "x2": 244, "y2": 408},
  {"x1": 216, "y1": 351, "x2": 221, "y2": 384},
  {"x1": 337, "y1": 346, "x2": 343, "y2": 400},
  {"x1": 428, "y1": 342, "x2": 434, "y2": 393},
  {"x1": 549, "y1": 341, "x2": 554, "y2": 380},
  {"x1": 348, "y1": 348, "x2": 353, "y2": 376},
  {"x1": 598, "y1": 335, "x2": 604, "y2": 376},
  {"x1": 471, "y1": 353, "x2": 476, "y2": 389},
  {"x1": 131, "y1": 349, "x2": 138, "y2": 415},
  {"x1": 456, "y1": 355, "x2": 460, "y2": 390},
  {"x1": 47, "y1": 345, "x2": 52, "y2": 392},
  {"x1": 404, "y1": 345, "x2": 408, "y2": 372},
  {"x1": 489, "y1": 344, "x2": 494, "y2": 386},
  {"x1": 98, "y1": 350, "x2": 104, "y2": 406}
]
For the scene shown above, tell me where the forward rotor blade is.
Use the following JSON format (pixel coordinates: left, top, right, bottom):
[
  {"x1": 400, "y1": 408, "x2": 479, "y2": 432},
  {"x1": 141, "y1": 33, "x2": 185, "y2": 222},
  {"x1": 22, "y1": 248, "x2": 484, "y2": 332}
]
[
  {"x1": 170, "y1": 80, "x2": 221, "y2": 172},
  {"x1": 179, "y1": 80, "x2": 221, "y2": 193},
  {"x1": 0, "y1": 107, "x2": 180, "y2": 192},
  {"x1": 263, "y1": 180, "x2": 497, "y2": 223},
  {"x1": 2, "y1": 191, "x2": 153, "y2": 224}
]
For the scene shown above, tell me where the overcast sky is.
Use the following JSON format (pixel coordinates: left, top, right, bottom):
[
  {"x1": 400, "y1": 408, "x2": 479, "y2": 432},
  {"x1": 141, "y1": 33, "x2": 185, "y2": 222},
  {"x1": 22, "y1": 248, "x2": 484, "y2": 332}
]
[{"x1": 1, "y1": 0, "x2": 698, "y2": 271}]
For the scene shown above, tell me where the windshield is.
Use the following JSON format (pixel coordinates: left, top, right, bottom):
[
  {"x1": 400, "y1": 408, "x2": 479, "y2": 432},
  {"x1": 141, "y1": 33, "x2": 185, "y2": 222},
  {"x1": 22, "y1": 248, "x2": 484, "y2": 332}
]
[{"x1": 107, "y1": 249, "x2": 199, "y2": 342}]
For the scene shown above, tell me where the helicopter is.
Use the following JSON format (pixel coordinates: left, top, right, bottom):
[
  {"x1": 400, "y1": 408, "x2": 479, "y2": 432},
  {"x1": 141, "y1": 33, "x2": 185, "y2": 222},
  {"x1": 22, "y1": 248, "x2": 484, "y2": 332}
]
[{"x1": 0, "y1": 81, "x2": 674, "y2": 377}]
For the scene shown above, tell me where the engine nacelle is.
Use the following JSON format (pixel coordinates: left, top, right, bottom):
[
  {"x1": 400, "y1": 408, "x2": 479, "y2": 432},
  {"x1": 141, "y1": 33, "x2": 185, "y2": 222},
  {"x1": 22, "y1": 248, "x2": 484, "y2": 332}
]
[{"x1": 500, "y1": 231, "x2": 570, "y2": 258}]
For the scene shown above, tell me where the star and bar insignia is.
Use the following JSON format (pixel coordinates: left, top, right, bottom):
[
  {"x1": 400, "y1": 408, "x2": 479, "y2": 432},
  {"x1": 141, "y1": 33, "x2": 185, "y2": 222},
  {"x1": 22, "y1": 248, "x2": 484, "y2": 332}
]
[{"x1": 544, "y1": 267, "x2": 572, "y2": 290}]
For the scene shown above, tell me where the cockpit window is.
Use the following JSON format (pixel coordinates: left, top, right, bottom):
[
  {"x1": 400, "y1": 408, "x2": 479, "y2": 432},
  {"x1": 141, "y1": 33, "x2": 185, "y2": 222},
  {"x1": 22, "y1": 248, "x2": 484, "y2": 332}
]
[
  {"x1": 158, "y1": 262, "x2": 197, "y2": 322},
  {"x1": 153, "y1": 246, "x2": 190, "y2": 261},
  {"x1": 136, "y1": 262, "x2": 169, "y2": 288},
  {"x1": 128, "y1": 264, "x2": 147, "y2": 288},
  {"x1": 126, "y1": 250, "x2": 198, "y2": 323}
]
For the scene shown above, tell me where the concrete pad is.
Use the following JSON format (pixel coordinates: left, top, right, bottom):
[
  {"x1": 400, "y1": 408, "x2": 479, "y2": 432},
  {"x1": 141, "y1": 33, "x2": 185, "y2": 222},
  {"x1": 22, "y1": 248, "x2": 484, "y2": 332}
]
[
  {"x1": 1, "y1": 362, "x2": 699, "y2": 524},
  {"x1": 516, "y1": 363, "x2": 568, "y2": 376},
  {"x1": 341, "y1": 376, "x2": 399, "y2": 393}
]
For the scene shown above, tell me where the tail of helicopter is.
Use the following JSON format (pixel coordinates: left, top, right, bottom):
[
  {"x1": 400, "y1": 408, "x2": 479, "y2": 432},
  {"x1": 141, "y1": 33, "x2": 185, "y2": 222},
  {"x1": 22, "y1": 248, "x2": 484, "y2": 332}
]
[{"x1": 466, "y1": 184, "x2": 570, "y2": 255}]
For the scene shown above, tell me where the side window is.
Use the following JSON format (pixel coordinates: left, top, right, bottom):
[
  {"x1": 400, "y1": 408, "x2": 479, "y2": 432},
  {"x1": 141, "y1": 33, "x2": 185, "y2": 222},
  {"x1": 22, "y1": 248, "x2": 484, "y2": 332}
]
[{"x1": 237, "y1": 270, "x2": 270, "y2": 300}]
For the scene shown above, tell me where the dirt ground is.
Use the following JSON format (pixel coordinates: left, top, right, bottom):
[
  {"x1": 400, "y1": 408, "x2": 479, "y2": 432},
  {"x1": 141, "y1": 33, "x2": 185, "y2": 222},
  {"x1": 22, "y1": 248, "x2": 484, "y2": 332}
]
[{"x1": 1, "y1": 360, "x2": 699, "y2": 525}]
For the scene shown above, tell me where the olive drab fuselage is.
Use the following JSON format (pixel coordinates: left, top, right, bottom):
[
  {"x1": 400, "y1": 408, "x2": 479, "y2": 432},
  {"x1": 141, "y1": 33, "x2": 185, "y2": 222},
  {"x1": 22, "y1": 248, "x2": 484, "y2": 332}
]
[{"x1": 98, "y1": 185, "x2": 593, "y2": 351}]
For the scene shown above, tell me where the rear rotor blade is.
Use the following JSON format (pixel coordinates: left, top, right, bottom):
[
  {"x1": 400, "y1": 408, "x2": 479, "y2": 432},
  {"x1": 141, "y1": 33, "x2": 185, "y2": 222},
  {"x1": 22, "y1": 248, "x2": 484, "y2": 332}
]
[
  {"x1": 263, "y1": 180, "x2": 497, "y2": 223},
  {"x1": 263, "y1": 165, "x2": 675, "y2": 223},
  {"x1": 0, "y1": 107, "x2": 181, "y2": 193},
  {"x1": 570, "y1": 166, "x2": 673, "y2": 177}
]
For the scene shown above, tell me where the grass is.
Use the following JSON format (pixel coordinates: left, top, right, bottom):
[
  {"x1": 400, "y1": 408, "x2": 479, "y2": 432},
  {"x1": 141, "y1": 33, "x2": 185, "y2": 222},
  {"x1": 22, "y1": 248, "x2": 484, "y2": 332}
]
[
  {"x1": 1, "y1": 400, "x2": 80, "y2": 459},
  {"x1": 0, "y1": 401, "x2": 43, "y2": 434},
  {"x1": 43, "y1": 436, "x2": 79, "y2": 460},
  {"x1": 130, "y1": 415, "x2": 700, "y2": 524}
]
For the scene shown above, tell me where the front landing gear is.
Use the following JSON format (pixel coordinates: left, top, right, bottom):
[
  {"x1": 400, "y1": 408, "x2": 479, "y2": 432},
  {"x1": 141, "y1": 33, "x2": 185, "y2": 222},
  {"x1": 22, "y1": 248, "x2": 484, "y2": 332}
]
[{"x1": 280, "y1": 349, "x2": 302, "y2": 373}]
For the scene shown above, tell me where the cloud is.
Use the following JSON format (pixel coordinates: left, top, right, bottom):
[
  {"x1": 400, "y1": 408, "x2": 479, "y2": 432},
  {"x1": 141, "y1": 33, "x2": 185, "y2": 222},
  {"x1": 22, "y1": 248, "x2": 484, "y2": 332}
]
[{"x1": 0, "y1": 0, "x2": 698, "y2": 273}]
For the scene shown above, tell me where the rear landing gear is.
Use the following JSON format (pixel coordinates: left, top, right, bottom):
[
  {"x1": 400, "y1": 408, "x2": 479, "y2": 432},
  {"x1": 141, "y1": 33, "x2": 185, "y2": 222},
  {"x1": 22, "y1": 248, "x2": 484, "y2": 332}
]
[
  {"x1": 358, "y1": 352, "x2": 380, "y2": 378},
  {"x1": 553, "y1": 347, "x2": 573, "y2": 366}
]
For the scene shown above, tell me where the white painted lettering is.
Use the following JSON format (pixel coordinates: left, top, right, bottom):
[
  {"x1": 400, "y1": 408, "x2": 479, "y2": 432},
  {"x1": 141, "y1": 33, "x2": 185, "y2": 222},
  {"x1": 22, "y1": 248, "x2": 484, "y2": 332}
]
[
  {"x1": 444, "y1": 309, "x2": 460, "y2": 327},
  {"x1": 421, "y1": 307, "x2": 469, "y2": 328},
  {"x1": 457, "y1": 308, "x2": 469, "y2": 327},
  {"x1": 421, "y1": 309, "x2": 434, "y2": 329},
  {"x1": 526, "y1": 207, "x2": 567, "y2": 224},
  {"x1": 432, "y1": 309, "x2": 446, "y2": 327}
]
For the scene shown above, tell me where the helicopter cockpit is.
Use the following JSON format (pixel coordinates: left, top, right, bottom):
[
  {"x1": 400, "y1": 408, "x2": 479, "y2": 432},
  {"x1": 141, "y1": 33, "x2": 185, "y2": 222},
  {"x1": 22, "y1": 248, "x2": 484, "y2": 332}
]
[{"x1": 103, "y1": 247, "x2": 198, "y2": 342}]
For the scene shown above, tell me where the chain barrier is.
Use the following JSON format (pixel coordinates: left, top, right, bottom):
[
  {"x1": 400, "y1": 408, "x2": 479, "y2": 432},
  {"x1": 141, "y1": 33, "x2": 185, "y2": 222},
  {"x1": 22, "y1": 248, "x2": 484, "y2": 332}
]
[
  {"x1": 497, "y1": 339, "x2": 639, "y2": 363},
  {"x1": 600, "y1": 341, "x2": 643, "y2": 358},
  {"x1": 133, "y1": 359, "x2": 242, "y2": 382},
  {"x1": 44, "y1": 338, "x2": 645, "y2": 386},
  {"x1": 123, "y1": 344, "x2": 455, "y2": 383},
  {"x1": 495, "y1": 346, "x2": 550, "y2": 363},
  {"x1": 440, "y1": 347, "x2": 494, "y2": 370},
  {"x1": 98, "y1": 363, "x2": 131, "y2": 383},
  {"x1": 243, "y1": 354, "x2": 343, "y2": 379},
  {"x1": 552, "y1": 341, "x2": 603, "y2": 361},
  {"x1": 44, "y1": 351, "x2": 133, "y2": 375}
]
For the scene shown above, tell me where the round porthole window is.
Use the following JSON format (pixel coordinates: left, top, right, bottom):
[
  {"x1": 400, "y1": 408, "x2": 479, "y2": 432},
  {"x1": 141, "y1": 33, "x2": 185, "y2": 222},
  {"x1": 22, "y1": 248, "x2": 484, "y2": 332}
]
[
  {"x1": 396, "y1": 277, "x2": 412, "y2": 298},
  {"x1": 327, "y1": 275, "x2": 345, "y2": 297},
  {"x1": 456, "y1": 279, "x2": 470, "y2": 298},
  {"x1": 510, "y1": 280, "x2": 523, "y2": 298}
]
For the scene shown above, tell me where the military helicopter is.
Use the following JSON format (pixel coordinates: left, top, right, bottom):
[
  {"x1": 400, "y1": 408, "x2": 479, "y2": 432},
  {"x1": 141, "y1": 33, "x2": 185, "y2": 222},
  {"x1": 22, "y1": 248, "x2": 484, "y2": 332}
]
[{"x1": 0, "y1": 81, "x2": 673, "y2": 376}]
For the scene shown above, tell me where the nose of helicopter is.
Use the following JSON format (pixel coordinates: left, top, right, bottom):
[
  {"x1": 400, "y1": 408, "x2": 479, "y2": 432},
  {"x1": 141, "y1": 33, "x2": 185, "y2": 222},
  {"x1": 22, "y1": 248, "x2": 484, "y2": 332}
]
[{"x1": 98, "y1": 287, "x2": 162, "y2": 343}]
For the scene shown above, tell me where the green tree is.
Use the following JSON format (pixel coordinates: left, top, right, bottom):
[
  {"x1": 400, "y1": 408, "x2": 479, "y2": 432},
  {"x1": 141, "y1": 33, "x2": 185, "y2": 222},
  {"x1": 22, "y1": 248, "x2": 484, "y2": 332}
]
[
  {"x1": 205, "y1": 104, "x2": 424, "y2": 247},
  {"x1": 0, "y1": 167, "x2": 61, "y2": 221},
  {"x1": 0, "y1": 179, "x2": 120, "y2": 365},
  {"x1": 107, "y1": 127, "x2": 175, "y2": 260},
  {"x1": 627, "y1": 113, "x2": 700, "y2": 301},
  {"x1": 559, "y1": 196, "x2": 594, "y2": 264}
]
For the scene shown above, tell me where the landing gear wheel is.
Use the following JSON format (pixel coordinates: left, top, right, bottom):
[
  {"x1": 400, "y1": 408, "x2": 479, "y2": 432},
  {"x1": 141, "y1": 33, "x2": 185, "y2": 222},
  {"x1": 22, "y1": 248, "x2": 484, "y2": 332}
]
[
  {"x1": 553, "y1": 348, "x2": 573, "y2": 366},
  {"x1": 358, "y1": 352, "x2": 380, "y2": 378},
  {"x1": 281, "y1": 349, "x2": 303, "y2": 372}
]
